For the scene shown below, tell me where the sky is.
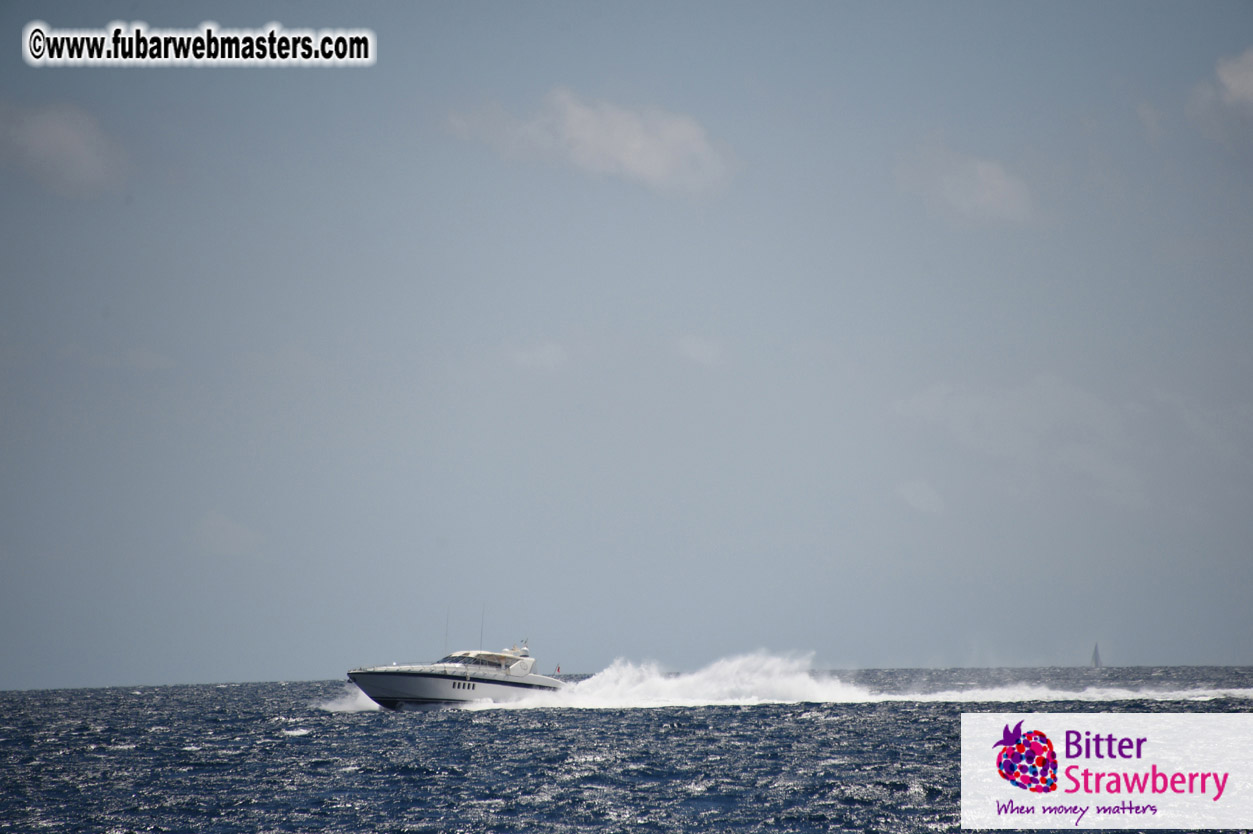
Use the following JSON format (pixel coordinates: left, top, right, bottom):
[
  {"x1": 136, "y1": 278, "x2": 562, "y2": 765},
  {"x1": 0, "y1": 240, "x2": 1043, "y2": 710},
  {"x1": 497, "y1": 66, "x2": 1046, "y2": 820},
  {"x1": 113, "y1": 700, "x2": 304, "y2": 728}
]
[{"x1": 2, "y1": 1, "x2": 1252, "y2": 690}]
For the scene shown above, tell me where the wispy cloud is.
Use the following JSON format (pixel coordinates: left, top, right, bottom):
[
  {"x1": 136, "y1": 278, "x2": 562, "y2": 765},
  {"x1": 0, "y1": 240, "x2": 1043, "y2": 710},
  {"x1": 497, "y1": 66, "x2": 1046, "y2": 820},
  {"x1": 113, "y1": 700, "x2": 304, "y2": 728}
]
[
  {"x1": 1190, "y1": 45, "x2": 1253, "y2": 147},
  {"x1": 450, "y1": 88, "x2": 732, "y2": 193},
  {"x1": 897, "y1": 374, "x2": 1144, "y2": 508},
  {"x1": 676, "y1": 335, "x2": 722, "y2": 366},
  {"x1": 897, "y1": 478, "x2": 945, "y2": 516},
  {"x1": 509, "y1": 341, "x2": 568, "y2": 372},
  {"x1": 1215, "y1": 47, "x2": 1253, "y2": 107},
  {"x1": 897, "y1": 141, "x2": 1033, "y2": 225},
  {"x1": 0, "y1": 101, "x2": 127, "y2": 197}
]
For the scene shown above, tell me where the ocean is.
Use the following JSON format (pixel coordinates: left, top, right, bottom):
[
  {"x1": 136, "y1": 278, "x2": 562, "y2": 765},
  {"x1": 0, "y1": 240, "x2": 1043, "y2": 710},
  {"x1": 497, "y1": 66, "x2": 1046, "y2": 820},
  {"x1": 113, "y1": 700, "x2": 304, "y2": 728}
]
[{"x1": 3, "y1": 656, "x2": 1251, "y2": 833}]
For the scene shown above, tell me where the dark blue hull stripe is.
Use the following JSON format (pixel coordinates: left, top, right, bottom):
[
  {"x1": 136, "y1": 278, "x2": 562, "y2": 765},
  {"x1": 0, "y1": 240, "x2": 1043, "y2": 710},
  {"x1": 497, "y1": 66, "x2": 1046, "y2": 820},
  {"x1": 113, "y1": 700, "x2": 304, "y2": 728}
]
[{"x1": 348, "y1": 671, "x2": 560, "y2": 691}]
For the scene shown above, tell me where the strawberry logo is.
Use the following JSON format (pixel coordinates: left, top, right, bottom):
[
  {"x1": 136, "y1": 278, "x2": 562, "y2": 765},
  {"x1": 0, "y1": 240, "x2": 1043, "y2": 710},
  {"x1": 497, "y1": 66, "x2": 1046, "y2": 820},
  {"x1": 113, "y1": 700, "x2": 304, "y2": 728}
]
[{"x1": 993, "y1": 720, "x2": 1058, "y2": 793}]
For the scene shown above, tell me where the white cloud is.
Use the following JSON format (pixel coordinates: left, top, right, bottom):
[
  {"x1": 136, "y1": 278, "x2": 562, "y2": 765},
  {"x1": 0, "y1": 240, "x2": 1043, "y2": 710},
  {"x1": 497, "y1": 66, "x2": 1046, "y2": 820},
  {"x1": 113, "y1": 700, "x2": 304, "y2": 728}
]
[
  {"x1": 1216, "y1": 47, "x2": 1253, "y2": 107},
  {"x1": 898, "y1": 142, "x2": 1032, "y2": 225},
  {"x1": 897, "y1": 374, "x2": 1144, "y2": 507},
  {"x1": 509, "y1": 342, "x2": 567, "y2": 371},
  {"x1": 677, "y1": 335, "x2": 722, "y2": 366},
  {"x1": 451, "y1": 88, "x2": 731, "y2": 193},
  {"x1": 897, "y1": 478, "x2": 945, "y2": 516},
  {"x1": 1189, "y1": 46, "x2": 1253, "y2": 147},
  {"x1": 0, "y1": 101, "x2": 127, "y2": 197}
]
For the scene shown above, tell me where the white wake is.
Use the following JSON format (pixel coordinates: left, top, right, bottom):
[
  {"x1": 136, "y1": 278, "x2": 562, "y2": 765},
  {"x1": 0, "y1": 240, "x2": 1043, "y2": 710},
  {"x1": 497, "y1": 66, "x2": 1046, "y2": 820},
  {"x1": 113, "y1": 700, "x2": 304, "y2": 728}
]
[{"x1": 463, "y1": 652, "x2": 1253, "y2": 711}]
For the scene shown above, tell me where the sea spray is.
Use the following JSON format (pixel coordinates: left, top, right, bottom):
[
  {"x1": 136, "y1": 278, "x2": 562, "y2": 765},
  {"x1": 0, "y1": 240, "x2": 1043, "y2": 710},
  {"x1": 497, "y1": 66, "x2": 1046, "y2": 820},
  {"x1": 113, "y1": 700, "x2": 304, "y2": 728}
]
[
  {"x1": 460, "y1": 652, "x2": 1253, "y2": 711},
  {"x1": 566, "y1": 652, "x2": 863, "y2": 707},
  {"x1": 316, "y1": 681, "x2": 380, "y2": 713},
  {"x1": 466, "y1": 651, "x2": 861, "y2": 710}
]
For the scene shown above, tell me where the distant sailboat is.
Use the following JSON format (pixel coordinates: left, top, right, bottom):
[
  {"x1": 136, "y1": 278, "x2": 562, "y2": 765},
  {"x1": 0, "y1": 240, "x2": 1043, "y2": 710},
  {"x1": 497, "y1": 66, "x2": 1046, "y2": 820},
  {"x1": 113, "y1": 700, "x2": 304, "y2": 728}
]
[{"x1": 1091, "y1": 643, "x2": 1102, "y2": 668}]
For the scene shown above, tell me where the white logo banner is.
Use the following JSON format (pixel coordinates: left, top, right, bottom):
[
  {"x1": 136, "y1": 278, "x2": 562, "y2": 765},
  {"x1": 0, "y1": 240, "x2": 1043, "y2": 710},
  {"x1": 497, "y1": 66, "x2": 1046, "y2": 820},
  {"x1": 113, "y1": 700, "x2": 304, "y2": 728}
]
[{"x1": 962, "y1": 713, "x2": 1253, "y2": 829}]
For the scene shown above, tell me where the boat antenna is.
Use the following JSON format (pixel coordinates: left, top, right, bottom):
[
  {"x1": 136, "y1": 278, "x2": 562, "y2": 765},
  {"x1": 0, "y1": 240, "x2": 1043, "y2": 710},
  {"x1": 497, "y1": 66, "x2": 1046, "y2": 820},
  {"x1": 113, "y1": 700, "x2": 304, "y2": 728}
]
[
  {"x1": 443, "y1": 607, "x2": 449, "y2": 655},
  {"x1": 479, "y1": 603, "x2": 485, "y2": 650}
]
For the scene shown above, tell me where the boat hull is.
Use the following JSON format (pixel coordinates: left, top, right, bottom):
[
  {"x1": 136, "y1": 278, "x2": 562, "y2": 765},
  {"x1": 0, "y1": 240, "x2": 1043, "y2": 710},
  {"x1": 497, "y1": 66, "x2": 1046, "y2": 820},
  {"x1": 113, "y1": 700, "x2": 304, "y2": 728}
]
[{"x1": 348, "y1": 669, "x2": 562, "y2": 709}]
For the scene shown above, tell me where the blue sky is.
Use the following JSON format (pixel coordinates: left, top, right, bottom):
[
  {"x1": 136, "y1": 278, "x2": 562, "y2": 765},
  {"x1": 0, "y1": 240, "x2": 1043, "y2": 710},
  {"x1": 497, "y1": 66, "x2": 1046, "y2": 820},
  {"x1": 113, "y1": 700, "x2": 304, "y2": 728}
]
[{"x1": 2, "y1": 1, "x2": 1252, "y2": 689}]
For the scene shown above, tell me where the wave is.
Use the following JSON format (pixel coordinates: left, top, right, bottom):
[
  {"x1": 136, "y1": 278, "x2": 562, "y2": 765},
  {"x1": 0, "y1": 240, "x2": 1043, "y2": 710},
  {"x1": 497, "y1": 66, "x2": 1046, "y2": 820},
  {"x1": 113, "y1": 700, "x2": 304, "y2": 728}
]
[
  {"x1": 315, "y1": 682, "x2": 380, "y2": 713},
  {"x1": 466, "y1": 652, "x2": 1253, "y2": 711}
]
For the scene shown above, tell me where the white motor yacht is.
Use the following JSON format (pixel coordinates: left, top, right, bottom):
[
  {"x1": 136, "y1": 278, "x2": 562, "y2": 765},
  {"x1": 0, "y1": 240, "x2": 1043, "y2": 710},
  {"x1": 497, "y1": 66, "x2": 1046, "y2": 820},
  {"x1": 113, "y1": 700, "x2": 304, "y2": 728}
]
[{"x1": 348, "y1": 644, "x2": 564, "y2": 709}]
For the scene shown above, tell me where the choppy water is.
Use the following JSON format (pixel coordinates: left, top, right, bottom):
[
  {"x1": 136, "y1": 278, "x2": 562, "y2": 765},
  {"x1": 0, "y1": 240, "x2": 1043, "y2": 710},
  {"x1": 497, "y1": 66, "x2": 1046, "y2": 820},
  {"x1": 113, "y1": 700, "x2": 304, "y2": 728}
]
[{"x1": 3, "y1": 656, "x2": 1251, "y2": 833}]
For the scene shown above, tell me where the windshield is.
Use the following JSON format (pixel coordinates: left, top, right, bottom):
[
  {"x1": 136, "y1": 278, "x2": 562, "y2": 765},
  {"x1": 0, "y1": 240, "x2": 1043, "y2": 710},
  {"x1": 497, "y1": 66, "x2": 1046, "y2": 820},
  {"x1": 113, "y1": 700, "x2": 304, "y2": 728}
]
[{"x1": 436, "y1": 655, "x2": 502, "y2": 668}]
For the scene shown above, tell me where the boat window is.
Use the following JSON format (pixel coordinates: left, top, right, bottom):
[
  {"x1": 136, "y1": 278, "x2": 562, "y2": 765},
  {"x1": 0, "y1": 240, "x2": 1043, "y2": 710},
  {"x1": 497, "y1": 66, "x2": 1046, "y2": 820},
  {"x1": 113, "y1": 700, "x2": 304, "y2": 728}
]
[{"x1": 436, "y1": 654, "x2": 508, "y2": 668}]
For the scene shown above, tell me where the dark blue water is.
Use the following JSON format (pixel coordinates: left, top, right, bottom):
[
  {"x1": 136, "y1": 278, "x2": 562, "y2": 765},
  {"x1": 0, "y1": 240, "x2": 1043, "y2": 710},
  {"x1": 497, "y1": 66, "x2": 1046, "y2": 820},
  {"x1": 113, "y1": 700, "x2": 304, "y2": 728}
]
[{"x1": 3, "y1": 661, "x2": 1251, "y2": 833}]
